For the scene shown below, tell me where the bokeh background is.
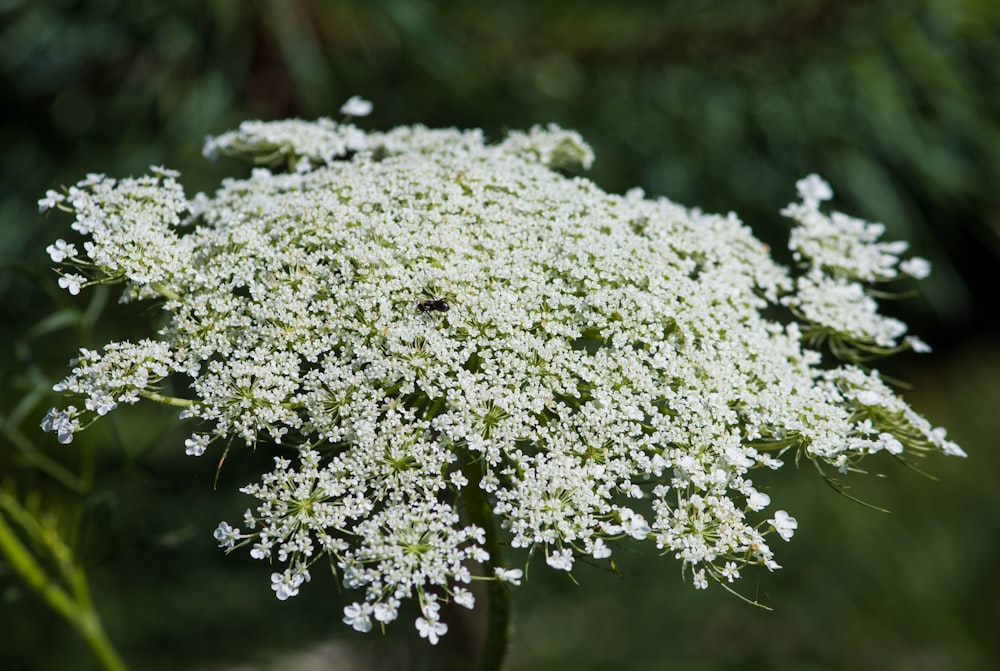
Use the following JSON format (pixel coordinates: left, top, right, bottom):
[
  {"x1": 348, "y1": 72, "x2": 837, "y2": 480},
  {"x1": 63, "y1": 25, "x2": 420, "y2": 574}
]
[{"x1": 1, "y1": 1, "x2": 998, "y2": 669}]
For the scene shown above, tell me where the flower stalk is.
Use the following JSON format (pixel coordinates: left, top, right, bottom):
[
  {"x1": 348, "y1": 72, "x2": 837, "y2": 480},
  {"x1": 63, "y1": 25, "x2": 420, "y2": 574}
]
[
  {"x1": 460, "y1": 448, "x2": 512, "y2": 671},
  {"x1": 0, "y1": 492, "x2": 127, "y2": 671}
]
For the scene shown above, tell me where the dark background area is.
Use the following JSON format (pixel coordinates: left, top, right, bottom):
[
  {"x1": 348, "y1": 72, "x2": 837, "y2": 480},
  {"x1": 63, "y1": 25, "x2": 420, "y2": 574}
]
[{"x1": 1, "y1": 1, "x2": 998, "y2": 669}]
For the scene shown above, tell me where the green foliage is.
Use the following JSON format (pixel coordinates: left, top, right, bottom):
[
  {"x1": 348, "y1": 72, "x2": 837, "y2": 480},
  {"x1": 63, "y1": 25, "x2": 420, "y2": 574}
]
[{"x1": 4, "y1": 1, "x2": 999, "y2": 332}]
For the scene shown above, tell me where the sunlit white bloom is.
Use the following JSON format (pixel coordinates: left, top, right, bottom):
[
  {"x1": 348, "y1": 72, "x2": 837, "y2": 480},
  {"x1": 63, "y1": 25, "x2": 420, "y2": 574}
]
[
  {"x1": 452, "y1": 587, "x2": 476, "y2": 609},
  {"x1": 86, "y1": 393, "x2": 116, "y2": 415},
  {"x1": 747, "y1": 491, "x2": 771, "y2": 512},
  {"x1": 899, "y1": 257, "x2": 931, "y2": 279},
  {"x1": 343, "y1": 602, "x2": 373, "y2": 632},
  {"x1": 40, "y1": 406, "x2": 81, "y2": 444},
  {"x1": 795, "y1": 173, "x2": 833, "y2": 206},
  {"x1": 589, "y1": 538, "x2": 613, "y2": 559},
  {"x1": 494, "y1": 568, "x2": 523, "y2": 585},
  {"x1": 149, "y1": 165, "x2": 180, "y2": 179},
  {"x1": 38, "y1": 189, "x2": 66, "y2": 213},
  {"x1": 213, "y1": 521, "x2": 240, "y2": 549},
  {"x1": 41, "y1": 116, "x2": 963, "y2": 645},
  {"x1": 57, "y1": 273, "x2": 85, "y2": 295},
  {"x1": 879, "y1": 433, "x2": 904, "y2": 455},
  {"x1": 46, "y1": 239, "x2": 78, "y2": 262},
  {"x1": 905, "y1": 335, "x2": 932, "y2": 353},
  {"x1": 340, "y1": 95, "x2": 373, "y2": 117},
  {"x1": 271, "y1": 568, "x2": 307, "y2": 601},
  {"x1": 249, "y1": 543, "x2": 269, "y2": 559},
  {"x1": 420, "y1": 596, "x2": 442, "y2": 620},
  {"x1": 620, "y1": 509, "x2": 651, "y2": 540},
  {"x1": 721, "y1": 562, "x2": 740, "y2": 582},
  {"x1": 546, "y1": 548, "x2": 575, "y2": 571},
  {"x1": 373, "y1": 598, "x2": 400, "y2": 623},
  {"x1": 185, "y1": 433, "x2": 210, "y2": 456},
  {"x1": 692, "y1": 569, "x2": 709, "y2": 590},
  {"x1": 768, "y1": 511, "x2": 798, "y2": 541},
  {"x1": 855, "y1": 391, "x2": 882, "y2": 406},
  {"x1": 415, "y1": 616, "x2": 448, "y2": 645},
  {"x1": 940, "y1": 438, "x2": 967, "y2": 458}
]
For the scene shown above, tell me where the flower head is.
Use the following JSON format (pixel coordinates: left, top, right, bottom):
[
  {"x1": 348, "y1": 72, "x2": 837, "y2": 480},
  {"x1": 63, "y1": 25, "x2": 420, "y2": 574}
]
[{"x1": 41, "y1": 117, "x2": 963, "y2": 644}]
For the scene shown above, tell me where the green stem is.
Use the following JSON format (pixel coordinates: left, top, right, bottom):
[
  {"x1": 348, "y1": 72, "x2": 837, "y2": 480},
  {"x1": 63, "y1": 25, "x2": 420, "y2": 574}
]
[
  {"x1": 0, "y1": 502, "x2": 128, "y2": 671},
  {"x1": 138, "y1": 389, "x2": 194, "y2": 407},
  {"x1": 460, "y1": 451, "x2": 511, "y2": 671},
  {"x1": 150, "y1": 282, "x2": 182, "y2": 301},
  {"x1": 70, "y1": 572, "x2": 129, "y2": 671}
]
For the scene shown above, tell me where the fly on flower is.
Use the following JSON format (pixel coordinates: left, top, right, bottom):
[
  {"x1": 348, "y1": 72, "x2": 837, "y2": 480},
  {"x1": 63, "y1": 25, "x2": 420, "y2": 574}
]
[{"x1": 417, "y1": 298, "x2": 450, "y2": 313}]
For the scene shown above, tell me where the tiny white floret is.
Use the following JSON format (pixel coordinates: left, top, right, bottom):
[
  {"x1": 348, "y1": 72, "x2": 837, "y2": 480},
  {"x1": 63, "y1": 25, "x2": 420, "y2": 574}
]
[
  {"x1": 340, "y1": 95, "x2": 373, "y2": 117},
  {"x1": 769, "y1": 510, "x2": 798, "y2": 541}
]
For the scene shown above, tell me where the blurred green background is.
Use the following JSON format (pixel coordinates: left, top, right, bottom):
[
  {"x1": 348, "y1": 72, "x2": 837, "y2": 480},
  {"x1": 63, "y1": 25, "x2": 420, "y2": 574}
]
[{"x1": 1, "y1": 1, "x2": 998, "y2": 669}]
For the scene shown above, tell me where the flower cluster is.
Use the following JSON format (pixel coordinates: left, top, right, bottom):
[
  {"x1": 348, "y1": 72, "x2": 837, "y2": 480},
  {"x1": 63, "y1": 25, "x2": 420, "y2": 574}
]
[
  {"x1": 781, "y1": 174, "x2": 934, "y2": 360},
  {"x1": 41, "y1": 99, "x2": 963, "y2": 643}
]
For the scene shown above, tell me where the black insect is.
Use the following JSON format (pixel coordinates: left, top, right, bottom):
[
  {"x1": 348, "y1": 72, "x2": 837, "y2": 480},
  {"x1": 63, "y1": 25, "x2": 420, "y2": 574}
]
[{"x1": 417, "y1": 298, "x2": 450, "y2": 313}]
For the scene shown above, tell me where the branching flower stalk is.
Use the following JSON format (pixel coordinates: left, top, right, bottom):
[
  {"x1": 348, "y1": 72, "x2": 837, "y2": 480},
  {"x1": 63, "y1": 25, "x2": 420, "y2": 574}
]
[
  {"x1": 39, "y1": 98, "x2": 964, "y2": 666},
  {"x1": 0, "y1": 491, "x2": 127, "y2": 671}
]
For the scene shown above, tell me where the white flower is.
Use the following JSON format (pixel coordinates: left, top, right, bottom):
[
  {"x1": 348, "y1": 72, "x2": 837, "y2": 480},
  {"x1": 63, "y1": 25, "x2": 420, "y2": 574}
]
[
  {"x1": 905, "y1": 335, "x2": 932, "y2": 353},
  {"x1": 415, "y1": 616, "x2": 448, "y2": 645},
  {"x1": 720, "y1": 562, "x2": 740, "y2": 582},
  {"x1": 40, "y1": 118, "x2": 964, "y2": 644},
  {"x1": 340, "y1": 95, "x2": 373, "y2": 117},
  {"x1": 783, "y1": 273, "x2": 909, "y2": 348},
  {"x1": 420, "y1": 596, "x2": 441, "y2": 620},
  {"x1": 795, "y1": 174, "x2": 833, "y2": 206},
  {"x1": 783, "y1": 183, "x2": 922, "y2": 290},
  {"x1": 855, "y1": 390, "x2": 882, "y2": 406},
  {"x1": 546, "y1": 548, "x2": 575, "y2": 571},
  {"x1": 40, "y1": 407, "x2": 80, "y2": 444},
  {"x1": 878, "y1": 432, "x2": 904, "y2": 455},
  {"x1": 692, "y1": 569, "x2": 709, "y2": 590},
  {"x1": 184, "y1": 433, "x2": 210, "y2": 456},
  {"x1": 343, "y1": 602, "x2": 373, "y2": 632},
  {"x1": 899, "y1": 257, "x2": 931, "y2": 280},
  {"x1": 747, "y1": 490, "x2": 771, "y2": 512},
  {"x1": 150, "y1": 165, "x2": 180, "y2": 179},
  {"x1": 57, "y1": 273, "x2": 85, "y2": 295},
  {"x1": 494, "y1": 567, "x2": 523, "y2": 585},
  {"x1": 213, "y1": 521, "x2": 240, "y2": 549},
  {"x1": 941, "y1": 441, "x2": 967, "y2": 458},
  {"x1": 373, "y1": 598, "x2": 400, "y2": 623},
  {"x1": 452, "y1": 587, "x2": 476, "y2": 609},
  {"x1": 46, "y1": 239, "x2": 78, "y2": 262},
  {"x1": 87, "y1": 393, "x2": 117, "y2": 416},
  {"x1": 768, "y1": 510, "x2": 798, "y2": 541},
  {"x1": 589, "y1": 538, "x2": 612, "y2": 559},
  {"x1": 619, "y1": 509, "x2": 651, "y2": 540},
  {"x1": 39, "y1": 189, "x2": 66, "y2": 213},
  {"x1": 270, "y1": 568, "x2": 307, "y2": 601}
]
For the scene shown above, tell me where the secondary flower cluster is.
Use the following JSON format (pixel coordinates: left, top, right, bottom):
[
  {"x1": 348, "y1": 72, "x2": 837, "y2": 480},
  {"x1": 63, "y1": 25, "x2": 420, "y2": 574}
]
[{"x1": 41, "y1": 101, "x2": 964, "y2": 643}]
